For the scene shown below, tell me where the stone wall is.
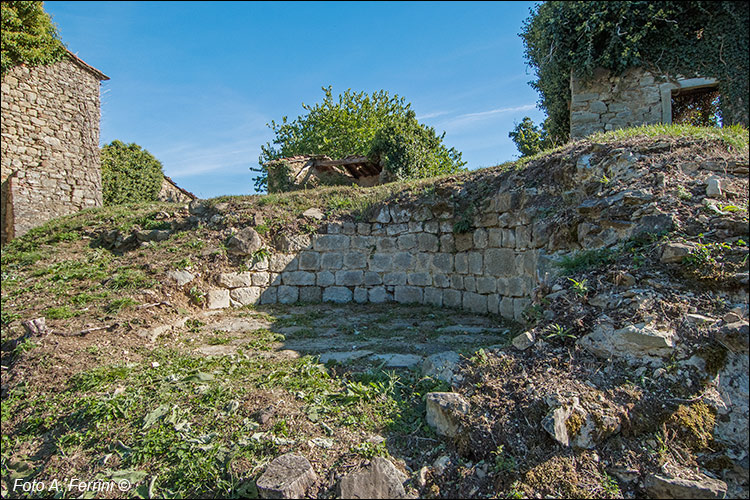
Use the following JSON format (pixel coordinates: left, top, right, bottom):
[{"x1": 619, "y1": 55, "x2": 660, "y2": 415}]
[
  {"x1": 208, "y1": 192, "x2": 550, "y2": 322},
  {"x1": 1, "y1": 54, "x2": 106, "y2": 244},
  {"x1": 158, "y1": 176, "x2": 196, "y2": 203},
  {"x1": 570, "y1": 67, "x2": 667, "y2": 139}
]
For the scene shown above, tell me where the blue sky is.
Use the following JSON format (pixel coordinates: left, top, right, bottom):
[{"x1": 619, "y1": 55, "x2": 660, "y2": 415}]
[{"x1": 44, "y1": 1, "x2": 545, "y2": 198}]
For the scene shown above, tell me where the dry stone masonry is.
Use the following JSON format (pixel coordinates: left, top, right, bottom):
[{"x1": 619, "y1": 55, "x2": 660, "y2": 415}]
[{"x1": 1, "y1": 50, "x2": 108, "y2": 244}]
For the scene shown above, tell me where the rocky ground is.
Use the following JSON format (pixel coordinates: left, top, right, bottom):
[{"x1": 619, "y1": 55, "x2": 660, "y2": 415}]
[{"x1": 2, "y1": 126, "x2": 748, "y2": 498}]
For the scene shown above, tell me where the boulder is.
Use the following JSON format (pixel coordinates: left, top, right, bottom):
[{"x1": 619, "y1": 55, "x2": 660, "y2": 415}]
[
  {"x1": 661, "y1": 242, "x2": 694, "y2": 263},
  {"x1": 511, "y1": 331, "x2": 535, "y2": 351},
  {"x1": 578, "y1": 321, "x2": 674, "y2": 365},
  {"x1": 227, "y1": 227, "x2": 263, "y2": 256},
  {"x1": 425, "y1": 392, "x2": 470, "y2": 438},
  {"x1": 644, "y1": 473, "x2": 727, "y2": 499},
  {"x1": 256, "y1": 453, "x2": 317, "y2": 499},
  {"x1": 166, "y1": 270, "x2": 195, "y2": 287},
  {"x1": 302, "y1": 208, "x2": 325, "y2": 220},
  {"x1": 338, "y1": 457, "x2": 407, "y2": 499},
  {"x1": 705, "y1": 176, "x2": 723, "y2": 198}
]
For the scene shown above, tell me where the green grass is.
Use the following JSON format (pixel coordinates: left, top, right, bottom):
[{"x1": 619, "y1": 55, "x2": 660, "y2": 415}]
[{"x1": 590, "y1": 123, "x2": 749, "y2": 154}]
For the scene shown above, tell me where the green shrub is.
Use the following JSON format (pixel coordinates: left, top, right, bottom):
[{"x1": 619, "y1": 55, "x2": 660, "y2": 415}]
[
  {"x1": 101, "y1": 140, "x2": 164, "y2": 206},
  {"x1": 1, "y1": 1, "x2": 67, "y2": 75}
]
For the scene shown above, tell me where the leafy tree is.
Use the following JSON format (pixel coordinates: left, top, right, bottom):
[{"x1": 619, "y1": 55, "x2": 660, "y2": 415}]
[
  {"x1": 508, "y1": 116, "x2": 553, "y2": 157},
  {"x1": 100, "y1": 140, "x2": 164, "y2": 206},
  {"x1": 1, "y1": 1, "x2": 67, "y2": 75},
  {"x1": 254, "y1": 86, "x2": 465, "y2": 192},
  {"x1": 520, "y1": 1, "x2": 749, "y2": 144}
]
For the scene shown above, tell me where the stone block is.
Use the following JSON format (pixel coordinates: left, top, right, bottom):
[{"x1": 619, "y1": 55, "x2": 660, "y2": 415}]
[
  {"x1": 278, "y1": 286, "x2": 300, "y2": 304},
  {"x1": 313, "y1": 234, "x2": 350, "y2": 251},
  {"x1": 443, "y1": 289, "x2": 462, "y2": 308},
  {"x1": 417, "y1": 233, "x2": 439, "y2": 252},
  {"x1": 323, "y1": 286, "x2": 352, "y2": 304},
  {"x1": 439, "y1": 234, "x2": 455, "y2": 252},
  {"x1": 270, "y1": 254, "x2": 297, "y2": 272},
  {"x1": 397, "y1": 233, "x2": 416, "y2": 250},
  {"x1": 514, "y1": 298, "x2": 531, "y2": 322},
  {"x1": 454, "y1": 253, "x2": 468, "y2": 274},
  {"x1": 383, "y1": 272, "x2": 407, "y2": 286},
  {"x1": 353, "y1": 287, "x2": 368, "y2": 304},
  {"x1": 369, "y1": 287, "x2": 389, "y2": 303},
  {"x1": 473, "y1": 228, "x2": 488, "y2": 248},
  {"x1": 252, "y1": 272, "x2": 271, "y2": 286},
  {"x1": 463, "y1": 276, "x2": 476, "y2": 292},
  {"x1": 207, "y1": 289, "x2": 230, "y2": 309},
  {"x1": 335, "y1": 270, "x2": 364, "y2": 286},
  {"x1": 357, "y1": 223, "x2": 371, "y2": 235},
  {"x1": 298, "y1": 251, "x2": 320, "y2": 271},
  {"x1": 392, "y1": 252, "x2": 413, "y2": 270},
  {"x1": 407, "y1": 272, "x2": 432, "y2": 286},
  {"x1": 487, "y1": 294, "x2": 499, "y2": 314},
  {"x1": 299, "y1": 286, "x2": 322, "y2": 303},
  {"x1": 499, "y1": 296, "x2": 514, "y2": 319},
  {"x1": 376, "y1": 237, "x2": 397, "y2": 252},
  {"x1": 476, "y1": 276, "x2": 496, "y2": 294},
  {"x1": 468, "y1": 252, "x2": 483, "y2": 274},
  {"x1": 369, "y1": 253, "x2": 393, "y2": 272},
  {"x1": 431, "y1": 253, "x2": 453, "y2": 273},
  {"x1": 424, "y1": 287, "x2": 443, "y2": 307},
  {"x1": 217, "y1": 272, "x2": 253, "y2": 289},
  {"x1": 488, "y1": 228, "x2": 502, "y2": 247},
  {"x1": 463, "y1": 292, "x2": 487, "y2": 314},
  {"x1": 338, "y1": 457, "x2": 407, "y2": 500},
  {"x1": 230, "y1": 287, "x2": 262, "y2": 306},
  {"x1": 502, "y1": 229, "x2": 515, "y2": 247},
  {"x1": 485, "y1": 248, "x2": 516, "y2": 276},
  {"x1": 394, "y1": 286, "x2": 423, "y2": 304},
  {"x1": 386, "y1": 223, "x2": 408, "y2": 236},
  {"x1": 281, "y1": 271, "x2": 316, "y2": 286},
  {"x1": 364, "y1": 271, "x2": 383, "y2": 286},
  {"x1": 455, "y1": 233, "x2": 474, "y2": 252},
  {"x1": 351, "y1": 235, "x2": 374, "y2": 250},
  {"x1": 316, "y1": 271, "x2": 335, "y2": 287},
  {"x1": 321, "y1": 252, "x2": 343, "y2": 270},
  {"x1": 433, "y1": 274, "x2": 450, "y2": 288},
  {"x1": 343, "y1": 251, "x2": 367, "y2": 269}
]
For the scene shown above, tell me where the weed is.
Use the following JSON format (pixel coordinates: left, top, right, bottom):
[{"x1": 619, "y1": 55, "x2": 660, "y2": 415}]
[
  {"x1": 107, "y1": 269, "x2": 154, "y2": 290},
  {"x1": 351, "y1": 441, "x2": 388, "y2": 458},
  {"x1": 175, "y1": 257, "x2": 193, "y2": 270},
  {"x1": 545, "y1": 323, "x2": 576, "y2": 341},
  {"x1": 567, "y1": 277, "x2": 589, "y2": 297},
  {"x1": 470, "y1": 348, "x2": 490, "y2": 366},
  {"x1": 13, "y1": 338, "x2": 38, "y2": 356},
  {"x1": 45, "y1": 305, "x2": 77, "y2": 319},
  {"x1": 251, "y1": 247, "x2": 272, "y2": 264},
  {"x1": 601, "y1": 472, "x2": 621, "y2": 497},
  {"x1": 676, "y1": 185, "x2": 692, "y2": 200},
  {"x1": 556, "y1": 249, "x2": 613, "y2": 275},
  {"x1": 106, "y1": 297, "x2": 138, "y2": 314},
  {"x1": 208, "y1": 330, "x2": 232, "y2": 345},
  {"x1": 188, "y1": 286, "x2": 206, "y2": 306},
  {"x1": 492, "y1": 445, "x2": 517, "y2": 473},
  {"x1": 185, "y1": 319, "x2": 205, "y2": 332}
]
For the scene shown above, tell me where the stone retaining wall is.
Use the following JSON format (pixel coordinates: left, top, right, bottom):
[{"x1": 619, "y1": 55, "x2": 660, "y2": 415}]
[{"x1": 209, "y1": 192, "x2": 551, "y2": 321}]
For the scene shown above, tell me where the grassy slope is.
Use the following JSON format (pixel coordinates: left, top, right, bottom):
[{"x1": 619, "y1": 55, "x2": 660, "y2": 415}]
[{"x1": 1, "y1": 125, "x2": 748, "y2": 499}]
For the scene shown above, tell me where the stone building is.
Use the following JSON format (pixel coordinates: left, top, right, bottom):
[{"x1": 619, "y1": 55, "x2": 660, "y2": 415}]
[
  {"x1": 1, "y1": 49, "x2": 108, "y2": 244},
  {"x1": 570, "y1": 66, "x2": 728, "y2": 139},
  {"x1": 158, "y1": 176, "x2": 197, "y2": 203}
]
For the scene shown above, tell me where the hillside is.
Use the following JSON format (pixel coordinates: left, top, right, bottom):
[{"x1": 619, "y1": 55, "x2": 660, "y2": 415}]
[{"x1": 1, "y1": 125, "x2": 749, "y2": 499}]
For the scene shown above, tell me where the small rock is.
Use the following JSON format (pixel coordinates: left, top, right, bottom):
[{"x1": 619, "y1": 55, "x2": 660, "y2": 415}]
[
  {"x1": 644, "y1": 473, "x2": 727, "y2": 499},
  {"x1": 256, "y1": 453, "x2": 317, "y2": 499},
  {"x1": 723, "y1": 312, "x2": 742, "y2": 324},
  {"x1": 421, "y1": 351, "x2": 462, "y2": 383},
  {"x1": 415, "y1": 466, "x2": 429, "y2": 489},
  {"x1": 338, "y1": 457, "x2": 407, "y2": 499},
  {"x1": 425, "y1": 392, "x2": 470, "y2": 438},
  {"x1": 188, "y1": 199, "x2": 210, "y2": 215},
  {"x1": 661, "y1": 242, "x2": 694, "y2": 263},
  {"x1": 369, "y1": 353, "x2": 422, "y2": 368},
  {"x1": 685, "y1": 314, "x2": 717, "y2": 326},
  {"x1": 433, "y1": 456, "x2": 451, "y2": 475},
  {"x1": 511, "y1": 331, "x2": 535, "y2": 351},
  {"x1": 309, "y1": 437, "x2": 333, "y2": 449},
  {"x1": 705, "y1": 176, "x2": 723, "y2": 198},
  {"x1": 226, "y1": 227, "x2": 263, "y2": 256},
  {"x1": 166, "y1": 270, "x2": 195, "y2": 286},
  {"x1": 302, "y1": 208, "x2": 324, "y2": 220}
]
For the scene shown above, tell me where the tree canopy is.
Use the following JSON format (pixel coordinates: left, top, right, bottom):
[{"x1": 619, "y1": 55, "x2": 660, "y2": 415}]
[
  {"x1": 1, "y1": 1, "x2": 67, "y2": 76},
  {"x1": 255, "y1": 87, "x2": 465, "y2": 192},
  {"x1": 100, "y1": 140, "x2": 164, "y2": 206},
  {"x1": 520, "y1": 1, "x2": 749, "y2": 144},
  {"x1": 508, "y1": 117, "x2": 553, "y2": 158}
]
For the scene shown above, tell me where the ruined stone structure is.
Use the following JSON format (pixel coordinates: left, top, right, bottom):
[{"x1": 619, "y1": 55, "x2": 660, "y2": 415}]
[
  {"x1": 266, "y1": 155, "x2": 382, "y2": 193},
  {"x1": 1, "y1": 49, "x2": 108, "y2": 244},
  {"x1": 570, "y1": 67, "x2": 721, "y2": 139},
  {"x1": 158, "y1": 176, "x2": 196, "y2": 203}
]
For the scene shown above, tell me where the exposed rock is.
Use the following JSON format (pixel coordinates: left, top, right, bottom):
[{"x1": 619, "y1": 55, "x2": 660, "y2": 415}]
[
  {"x1": 685, "y1": 313, "x2": 716, "y2": 325},
  {"x1": 22, "y1": 317, "x2": 47, "y2": 337},
  {"x1": 511, "y1": 331, "x2": 535, "y2": 351},
  {"x1": 166, "y1": 270, "x2": 195, "y2": 287},
  {"x1": 425, "y1": 392, "x2": 470, "y2": 438},
  {"x1": 134, "y1": 229, "x2": 171, "y2": 242},
  {"x1": 188, "y1": 199, "x2": 210, "y2": 215},
  {"x1": 338, "y1": 457, "x2": 407, "y2": 499},
  {"x1": 644, "y1": 473, "x2": 727, "y2": 499},
  {"x1": 302, "y1": 207, "x2": 324, "y2": 220},
  {"x1": 433, "y1": 455, "x2": 451, "y2": 475},
  {"x1": 705, "y1": 176, "x2": 723, "y2": 198},
  {"x1": 319, "y1": 350, "x2": 373, "y2": 364},
  {"x1": 226, "y1": 227, "x2": 263, "y2": 256},
  {"x1": 207, "y1": 289, "x2": 230, "y2": 309},
  {"x1": 661, "y1": 242, "x2": 694, "y2": 263},
  {"x1": 542, "y1": 396, "x2": 621, "y2": 449},
  {"x1": 578, "y1": 321, "x2": 674, "y2": 365},
  {"x1": 256, "y1": 453, "x2": 317, "y2": 499},
  {"x1": 421, "y1": 351, "x2": 462, "y2": 383}
]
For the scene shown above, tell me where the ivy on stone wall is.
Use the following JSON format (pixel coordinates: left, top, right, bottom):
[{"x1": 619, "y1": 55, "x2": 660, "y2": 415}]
[
  {"x1": 520, "y1": 1, "x2": 750, "y2": 144},
  {"x1": 101, "y1": 140, "x2": 164, "y2": 206},
  {"x1": 1, "y1": 1, "x2": 67, "y2": 76}
]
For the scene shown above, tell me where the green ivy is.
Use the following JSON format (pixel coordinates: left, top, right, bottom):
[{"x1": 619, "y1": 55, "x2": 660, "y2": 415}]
[
  {"x1": 520, "y1": 1, "x2": 750, "y2": 144},
  {"x1": 1, "y1": 1, "x2": 67, "y2": 76},
  {"x1": 100, "y1": 140, "x2": 164, "y2": 206}
]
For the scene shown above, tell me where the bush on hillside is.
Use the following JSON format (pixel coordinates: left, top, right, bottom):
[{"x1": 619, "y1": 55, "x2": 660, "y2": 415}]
[{"x1": 100, "y1": 140, "x2": 164, "y2": 206}]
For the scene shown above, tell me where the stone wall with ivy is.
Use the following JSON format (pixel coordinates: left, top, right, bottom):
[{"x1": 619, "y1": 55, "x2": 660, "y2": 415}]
[
  {"x1": 1, "y1": 56, "x2": 104, "y2": 243},
  {"x1": 570, "y1": 67, "x2": 669, "y2": 139}
]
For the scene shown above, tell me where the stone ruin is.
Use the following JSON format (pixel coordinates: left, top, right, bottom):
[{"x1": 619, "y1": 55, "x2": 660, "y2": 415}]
[
  {"x1": 570, "y1": 66, "x2": 747, "y2": 139},
  {"x1": 266, "y1": 155, "x2": 383, "y2": 193},
  {"x1": 1, "y1": 49, "x2": 108, "y2": 244}
]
